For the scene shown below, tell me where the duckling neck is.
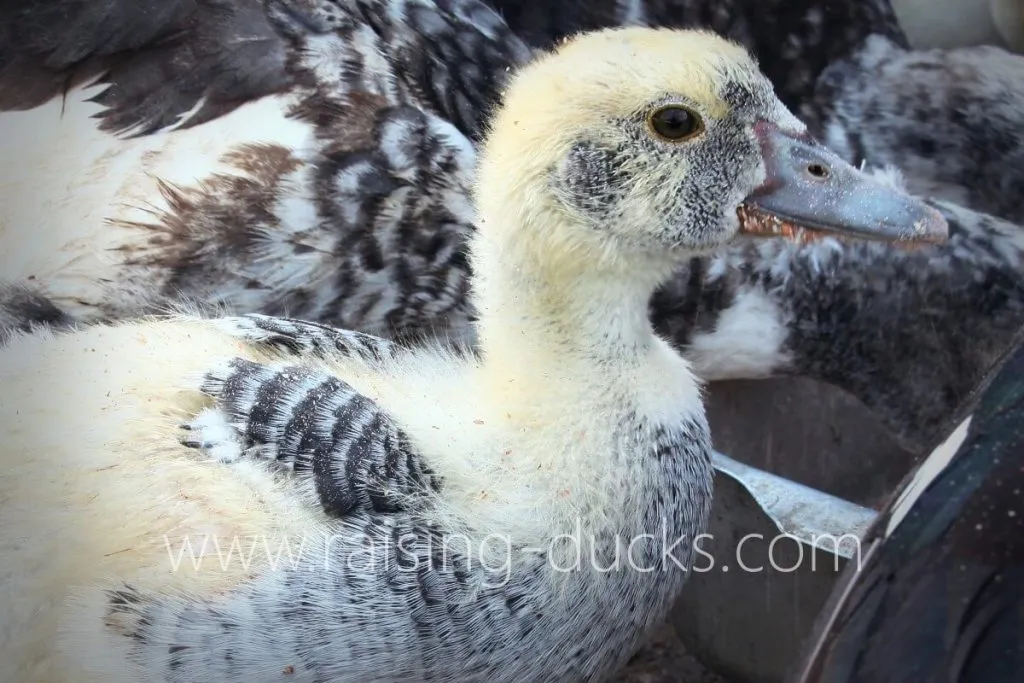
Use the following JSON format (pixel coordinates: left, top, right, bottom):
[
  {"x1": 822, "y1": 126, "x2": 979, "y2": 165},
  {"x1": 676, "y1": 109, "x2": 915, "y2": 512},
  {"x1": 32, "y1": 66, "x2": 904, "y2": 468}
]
[{"x1": 469, "y1": 225, "x2": 678, "y2": 375}]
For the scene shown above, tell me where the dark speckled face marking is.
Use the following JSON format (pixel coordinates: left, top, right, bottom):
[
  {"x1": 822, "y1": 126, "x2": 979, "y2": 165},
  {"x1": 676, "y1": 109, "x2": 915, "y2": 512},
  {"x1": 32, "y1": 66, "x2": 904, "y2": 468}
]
[
  {"x1": 555, "y1": 141, "x2": 626, "y2": 220},
  {"x1": 552, "y1": 78, "x2": 775, "y2": 254}
]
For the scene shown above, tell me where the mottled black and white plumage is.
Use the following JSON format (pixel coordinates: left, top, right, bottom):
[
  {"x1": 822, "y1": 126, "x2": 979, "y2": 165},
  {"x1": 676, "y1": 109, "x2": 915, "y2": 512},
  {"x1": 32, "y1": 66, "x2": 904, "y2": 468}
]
[
  {"x1": 791, "y1": 325, "x2": 1024, "y2": 683},
  {"x1": 0, "y1": 0, "x2": 529, "y2": 341},
  {"x1": 801, "y1": 34, "x2": 1024, "y2": 225}
]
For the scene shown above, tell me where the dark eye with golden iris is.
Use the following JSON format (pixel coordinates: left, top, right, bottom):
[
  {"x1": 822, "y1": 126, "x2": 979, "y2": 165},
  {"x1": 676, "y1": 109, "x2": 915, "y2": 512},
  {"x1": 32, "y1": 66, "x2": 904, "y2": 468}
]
[{"x1": 647, "y1": 105, "x2": 704, "y2": 142}]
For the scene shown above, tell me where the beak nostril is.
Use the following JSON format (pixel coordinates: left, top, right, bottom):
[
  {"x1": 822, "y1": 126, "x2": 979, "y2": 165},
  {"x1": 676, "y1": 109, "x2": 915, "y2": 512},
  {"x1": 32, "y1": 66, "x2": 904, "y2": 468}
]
[{"x1": 806, "y1": 163, "x2": 830, "y2": 180}]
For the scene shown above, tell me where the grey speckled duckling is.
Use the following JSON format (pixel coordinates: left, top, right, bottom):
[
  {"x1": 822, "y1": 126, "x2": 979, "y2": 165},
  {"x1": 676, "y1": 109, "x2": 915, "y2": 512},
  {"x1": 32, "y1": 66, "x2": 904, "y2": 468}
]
[{"x1": 0, "y1": 27, "x2": 943, "y2": 683}]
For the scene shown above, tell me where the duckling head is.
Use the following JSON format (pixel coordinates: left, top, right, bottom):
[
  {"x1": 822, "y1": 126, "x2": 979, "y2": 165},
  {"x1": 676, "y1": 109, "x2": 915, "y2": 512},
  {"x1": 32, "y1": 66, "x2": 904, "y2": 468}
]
[{"x1": 475, "y1": 27, "x2": 947, "y2": 276}]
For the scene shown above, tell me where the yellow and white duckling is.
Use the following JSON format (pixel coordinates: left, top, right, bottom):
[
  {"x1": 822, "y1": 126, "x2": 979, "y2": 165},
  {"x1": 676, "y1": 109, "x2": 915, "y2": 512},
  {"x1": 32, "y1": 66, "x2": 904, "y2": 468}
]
[{"x1": 0, "y1": 27, "x2": 944, "y2": 683}]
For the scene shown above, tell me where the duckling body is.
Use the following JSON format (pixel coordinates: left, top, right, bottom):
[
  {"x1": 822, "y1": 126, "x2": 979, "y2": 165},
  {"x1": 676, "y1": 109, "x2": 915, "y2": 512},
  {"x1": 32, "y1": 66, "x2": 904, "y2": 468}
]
[
  {"x1": 0, "y1": 26, "x2": 942, "y2": 682},
  {"x1": 792, "y1": 326, "x2": 1024, "y2": 683},
  {"x1": 0, "y1": 312, "x2": 709, "y2": 682}
]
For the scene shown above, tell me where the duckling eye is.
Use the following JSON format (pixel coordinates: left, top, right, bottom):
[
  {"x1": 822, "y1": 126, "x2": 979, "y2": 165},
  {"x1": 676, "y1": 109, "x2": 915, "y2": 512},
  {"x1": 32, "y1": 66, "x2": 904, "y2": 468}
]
[{"x1": 647, "y1": 106, "x2": 704, "y2": 142}]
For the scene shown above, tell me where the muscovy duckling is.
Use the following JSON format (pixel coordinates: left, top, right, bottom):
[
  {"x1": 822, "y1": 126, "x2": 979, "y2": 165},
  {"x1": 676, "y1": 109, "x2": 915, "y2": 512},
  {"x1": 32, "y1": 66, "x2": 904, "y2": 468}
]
[
  {"x1": 0, "y1": 27, "x2": 943, "y2": 683},
  {"x1": 790, "y1": 324, "x2": 1024, "y2": 683}
]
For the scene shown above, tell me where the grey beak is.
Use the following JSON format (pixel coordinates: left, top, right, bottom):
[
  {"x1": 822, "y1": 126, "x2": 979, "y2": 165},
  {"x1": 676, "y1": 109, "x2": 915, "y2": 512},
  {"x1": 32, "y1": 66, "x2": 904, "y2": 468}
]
[{"x1": 740, "y1": 121, "x2": 948, "y2": 244}]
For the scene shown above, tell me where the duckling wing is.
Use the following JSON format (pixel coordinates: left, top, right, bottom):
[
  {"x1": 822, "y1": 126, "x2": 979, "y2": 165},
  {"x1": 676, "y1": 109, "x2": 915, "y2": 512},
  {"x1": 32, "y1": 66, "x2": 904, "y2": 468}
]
[
  {"x1": 180, "y1": 314, "x2": 433, "y2": 519},
  {"x1": 183, "y1": 358, "x2": 438, "y2": 517},
  {"x1": 206, "y1": 313, "x2": 398, "y2": 363}
]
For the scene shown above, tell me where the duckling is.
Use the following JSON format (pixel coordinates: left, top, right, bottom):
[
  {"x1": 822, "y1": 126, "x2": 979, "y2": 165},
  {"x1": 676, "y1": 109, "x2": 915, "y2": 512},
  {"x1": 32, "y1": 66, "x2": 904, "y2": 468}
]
[
  {"x1": 0, "y1": 27, "x2": 943, "y2": 683},
  {"x1": 790, "y1": 324, "x2": 1024, "y2": 683}
]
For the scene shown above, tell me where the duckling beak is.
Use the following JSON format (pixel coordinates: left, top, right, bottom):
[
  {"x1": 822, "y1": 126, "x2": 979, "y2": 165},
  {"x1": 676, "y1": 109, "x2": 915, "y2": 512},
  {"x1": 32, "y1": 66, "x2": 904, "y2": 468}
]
[{"x1": 738, "y1": 121, "x2": 948, "y2": 245}]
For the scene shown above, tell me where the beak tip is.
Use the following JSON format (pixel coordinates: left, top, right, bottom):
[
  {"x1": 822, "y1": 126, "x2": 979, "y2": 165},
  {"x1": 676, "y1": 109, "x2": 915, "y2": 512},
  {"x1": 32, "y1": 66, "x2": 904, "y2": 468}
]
[{"x1": 913, "y1": 205, "x2": 950, "y2": 244}]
